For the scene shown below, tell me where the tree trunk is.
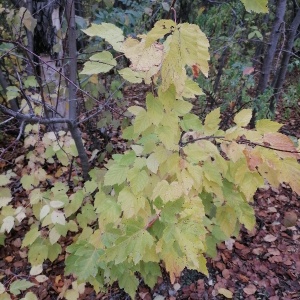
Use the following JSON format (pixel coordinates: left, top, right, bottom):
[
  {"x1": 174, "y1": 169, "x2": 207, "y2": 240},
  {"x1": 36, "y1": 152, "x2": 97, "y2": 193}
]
[
  {"x1": 250, "y1": 0, "x2": 287, "y2": 127},
  {"x1": 25, "y1": 0, "x2": 34, "y2": 76},
  {"x1": 270, "y1": 7, "x2": 300, "y2": 112},
  {"x1": 252, "y1": 0, "x2": 276, "y2": 68},
  {"x1": 66, "y1": 0, "x2": 90, "y2": 180},
  {"x1": 256, "y1": 0, "x2": 287, "y2": 95},
  {"x1": 33, "y1": 0, "x2": 68, "y2": 130}
]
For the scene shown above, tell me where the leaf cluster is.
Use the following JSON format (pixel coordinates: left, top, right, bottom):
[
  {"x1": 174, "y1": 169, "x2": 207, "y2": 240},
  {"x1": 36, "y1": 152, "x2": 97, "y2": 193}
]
[{"x1": 1, "y1": 5, "x2": 300, "y2": 299}]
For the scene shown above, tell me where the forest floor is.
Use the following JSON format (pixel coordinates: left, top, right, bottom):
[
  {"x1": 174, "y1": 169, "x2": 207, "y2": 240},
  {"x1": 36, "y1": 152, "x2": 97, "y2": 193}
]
[{"x1": 0, "y1": 84, "x2": 300, "y2": 300}]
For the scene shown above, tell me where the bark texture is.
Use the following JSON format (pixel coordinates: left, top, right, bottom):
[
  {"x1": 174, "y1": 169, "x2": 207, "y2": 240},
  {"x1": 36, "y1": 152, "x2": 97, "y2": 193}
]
[
  {"x1": 257, "y1": 0, "x2": 287, "y2": 95},
  {"x1": 270, "y1": 7, "x2": 300, "y2": 111}
]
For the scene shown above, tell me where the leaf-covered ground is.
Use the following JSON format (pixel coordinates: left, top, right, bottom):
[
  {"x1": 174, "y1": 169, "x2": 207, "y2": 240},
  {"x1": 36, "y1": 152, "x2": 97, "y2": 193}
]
[{"x1": 1, "y1": 84, "x2": 300, "y2": 300}]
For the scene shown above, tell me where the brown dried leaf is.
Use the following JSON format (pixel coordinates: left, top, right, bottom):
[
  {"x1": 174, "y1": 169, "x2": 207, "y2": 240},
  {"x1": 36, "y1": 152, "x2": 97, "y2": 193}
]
[
  {"x1": 234, "y1": 242, "x2": 246, "y2": 250},
  {"x1": 238, "y1": 274, "x2": 249, "y2": 283},
  {"x1": 222, "y1": 269, "x2": 231, "y2": 279},
  {"x1": 283, "y1": 211, "x2": 298, "y2": 228},
  {"x1": 263, "y1": 234, "x2": 277, "y2": 242},
  {"x1": 267, "y1": 248, "x2": 280, "y2": 256},
  {"x1": 5, "y1": 256, "x2": 14, "y2": 263},
  {"x1": 263, "y1": 133, "x2": 300, "y2": 159},
  {"x1": 243, "y1": 66, "x2": 254, "y2": 75},
  {"x1": 243, "y1": 284, "x2": 257, "y2": 295},
  {"x1": 243, "y1": 148, "x2": 263, "y2": 171}
]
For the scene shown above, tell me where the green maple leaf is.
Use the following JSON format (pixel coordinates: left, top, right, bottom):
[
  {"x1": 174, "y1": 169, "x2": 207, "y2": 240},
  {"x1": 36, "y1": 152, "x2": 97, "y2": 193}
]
[
  {"x1": 65, "y1": 190, "x2": 84, "y2": 218},
  {"x1": 223, "y1": 181, "x2": 256, "y2": 230},
  {"x1": 102, "y1": 219, "x2": 157, "y2": 265},
  {"x1": 181, "y1": 113, "x2": 203, "y2": 131},
  {"x1": 81, "y1": 51, "x2": 117, "y2": 75},
  {"x1": 28, "y1": 240, "x2": 48, "y2": 265},
  {"x1": 216, "y1": 206, "x2": 237, "y2": 238},
  {"x1": 156, "y1": 124, "x2": 179, "y2": 151},
  {"x1": 118, "y1": 68, "x2": 143, "y2": 83},
  {"x1": 104, "y1": 163, "x2": 129, "y2": 186},
  {"x1": 139, "y1": 262, "x2": 162, "y2": 288},
  {"x1": 118, "y1": 187, "x2": 147, "y2": 218},
  {"x1": 157, "y1": 240, "x2": 187, "y2": 283},
  {"x1": 65, "y1": 241, "x2": 103, "y2": 281},
  {"x1": 182, "y1": 79, "x2": 204, "y2": 99},
  {"x1": 95, "y1": 192, "x2": 121, "y2": 226},
  {"x1": 118, "y1": 270, "x2": 139, "y2": 299},
  {"x1": 146, "y1": 93, "x2": 164, "y2": 126},
  {"x1": 173, "y1": 99, "x2": 193, "y2": 116},
  {"x1": 202, "y1": 162, "x2": 223, "y2": 186},
  {"x1": 9, "y1": 280, "x2": 35, "y2": 296},
  {"x1": 22, "y1": 226, "x2": 40, "y2": 247},
  {"x1": 127, "y1": 169, "x2": 149, "y2": 195}
]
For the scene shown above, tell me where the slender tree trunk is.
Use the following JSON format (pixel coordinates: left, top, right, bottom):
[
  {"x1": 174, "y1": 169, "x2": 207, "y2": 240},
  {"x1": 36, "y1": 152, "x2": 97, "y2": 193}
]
[
  {"x1": 66, "y1": 0, "x2": 90, "y2": 180},
  {"x1": 25, "y1": 0, "x2": 34, "y2": 76},
  {"x1": 270, "y1": 7, "x2": 300, "y2": 112},
  {"x1": 251, "y1": 0, "x2": 287, "y2": 127},
  {"x1": 213, "y1": 47, "x2": 229, "y2": 94},
  {"x1": 252, "y1": 0, "x2": 276, "y2": 68},
  {"x1": 66, "y1": 0, "x2": 77, "y2": 123},
  {"x1": 257, "y1": 0, "x2": 287, "y2": 95}
]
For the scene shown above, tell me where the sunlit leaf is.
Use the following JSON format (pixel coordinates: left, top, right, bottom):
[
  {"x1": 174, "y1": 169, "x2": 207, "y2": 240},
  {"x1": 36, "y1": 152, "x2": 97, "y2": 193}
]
[
  {"x1": 81, "y1": 51, "x2": 117, "y2": 74},
  {"x1": 240, "y1": 0, "x2": 268, "y2": 13},
  {"x1": 82, "y1": 23, "x2": 124, "y2": 51},
  {"x1": 118, "y1": 68, "x2": 143, "y2": 83}
]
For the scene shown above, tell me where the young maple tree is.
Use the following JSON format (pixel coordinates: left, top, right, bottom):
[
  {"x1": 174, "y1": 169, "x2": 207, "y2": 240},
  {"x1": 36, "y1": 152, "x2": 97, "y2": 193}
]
[
  {"x1": 1, "y1": 0, "x2": 300, "y2": 299},
  {"x1": 62, "y1": 7, "x2": 299, "y2": 298}
]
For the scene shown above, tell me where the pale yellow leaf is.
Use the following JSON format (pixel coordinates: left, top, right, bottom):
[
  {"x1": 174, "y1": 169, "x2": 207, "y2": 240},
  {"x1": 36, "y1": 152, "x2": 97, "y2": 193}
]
[
  {"x1": 0, "y1": 197, "x2": 12, "y2": 208},
  {"x1": 51, "y1": 211, "x2": 65, "y2": 225},
  {"x1": 82, "y1": 23, "x2": 124, "y2": 51},
  {"x1": 256, "y1": 119, "x2": 282, "y2": 133},
  {"x1": 118, "y1": 68, "x2": 143, "y2": 83},
  {"x1": 29, "y1": 264, "x2": 43, "y2": 276},
  {"x1": 0, "y1": 175, "x2": 10, "y2": 186},
  {"x1": 19, "y1": 7, "x2": 37, "y2": 32},
  {"x1": 35, "y1": 275, "x2": 48, "y2": 283},
  {"x1": 1, "y1": 216, "x2": 14, "y2": 233},
  {"x1": 234, "y1": 109, "x2": 252, "y2": 127},
  {"x1": 145, "y1": 19, "x2": 176, "y2": 47},
  {"x1": 240, "y1": 0, "x2": 268, "y2": 13},
  {"x1": 218, "y1": 288, "x2": 233, "y2": 299},
  {"x1": 40, "y1": 205, "x2": 50, "y2": 220},
  {"x1": 49, "y1": 227, "x2": 60, "y2": 244},
  {"x1": 204, "y1": 108, "x2": 221, "y2": 135}
]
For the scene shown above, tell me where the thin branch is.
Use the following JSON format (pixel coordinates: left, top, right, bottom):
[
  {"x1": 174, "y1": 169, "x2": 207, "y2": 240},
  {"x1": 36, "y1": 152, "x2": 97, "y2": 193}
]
[
  {"x1": 179, "y1": 134, "x2": 300, "y2": 154},
  {"x1": 0, "y1": 104, "x2": 72, "y2": 125}
]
